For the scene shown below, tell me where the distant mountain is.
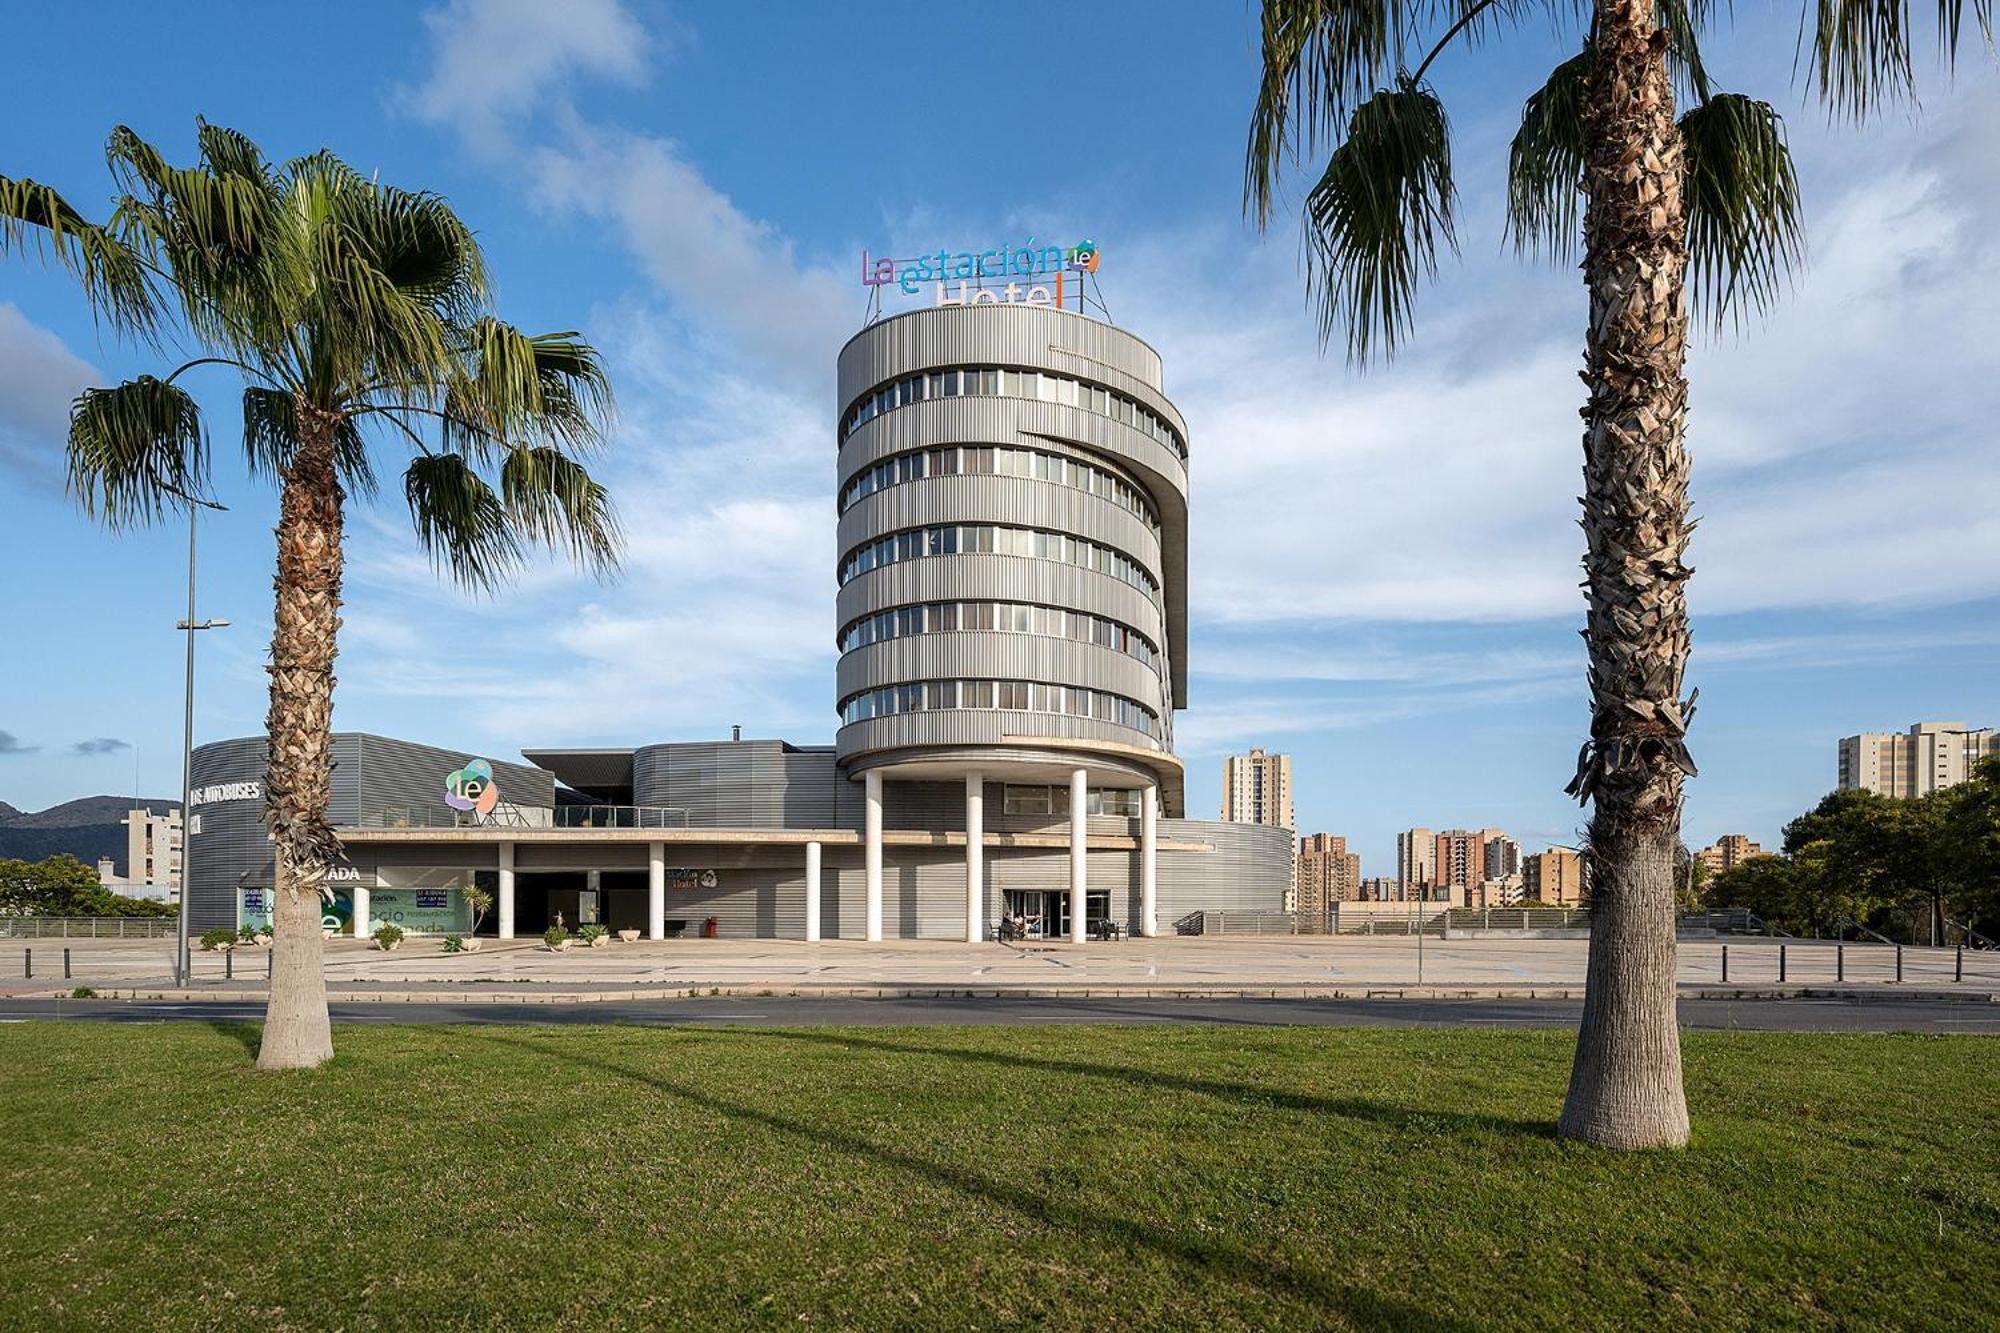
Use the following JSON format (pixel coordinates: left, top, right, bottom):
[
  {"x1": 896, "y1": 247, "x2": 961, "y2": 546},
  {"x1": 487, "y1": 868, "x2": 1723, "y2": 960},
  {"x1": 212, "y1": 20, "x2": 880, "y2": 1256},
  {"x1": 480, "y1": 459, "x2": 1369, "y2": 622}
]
[{"x1": 0, "y1": 796, "x2": 178, "y2": 873}]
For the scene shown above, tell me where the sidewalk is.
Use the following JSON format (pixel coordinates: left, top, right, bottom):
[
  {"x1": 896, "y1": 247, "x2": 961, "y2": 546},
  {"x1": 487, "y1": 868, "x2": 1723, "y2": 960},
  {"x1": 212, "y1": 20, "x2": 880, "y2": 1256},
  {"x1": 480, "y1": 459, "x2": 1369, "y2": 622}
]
[{"x1": 7, "y1": 935, "x2": 1996, "y2": 1003}]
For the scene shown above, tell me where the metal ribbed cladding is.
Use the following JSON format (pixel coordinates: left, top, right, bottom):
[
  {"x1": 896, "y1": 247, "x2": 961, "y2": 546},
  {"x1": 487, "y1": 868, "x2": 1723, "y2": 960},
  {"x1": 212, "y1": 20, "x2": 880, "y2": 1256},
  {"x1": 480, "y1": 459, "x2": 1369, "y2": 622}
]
[
  {"x1": 835, "y1": 555, "x2": 1166, "y2": 652},
  {"x1": 836, "y1": 305, "x2": 1190, "y2": 770},
  {"x1": 835, "y1": 479, "x2": 1164, "y2": 586},
  {"x1": 837, "y1": 305, "x2": 1182, "y2": 437},
  {"x1": 835, "y1": 634, "x2": 1167, "y2": 714},
  {"x1": 836, "y1": 708, "x2": 1164, "y2": 757},
  {"x1": 836, "y1": 398, "x2": 1186, "y2": 503}
]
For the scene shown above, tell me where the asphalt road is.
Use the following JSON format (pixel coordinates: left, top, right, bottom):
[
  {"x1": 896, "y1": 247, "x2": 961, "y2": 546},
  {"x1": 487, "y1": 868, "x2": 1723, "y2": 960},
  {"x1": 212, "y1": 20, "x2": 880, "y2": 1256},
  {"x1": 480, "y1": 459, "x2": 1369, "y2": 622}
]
[{"x1": 2, "y1": 995, "x2": 1996, "y2": 1032}]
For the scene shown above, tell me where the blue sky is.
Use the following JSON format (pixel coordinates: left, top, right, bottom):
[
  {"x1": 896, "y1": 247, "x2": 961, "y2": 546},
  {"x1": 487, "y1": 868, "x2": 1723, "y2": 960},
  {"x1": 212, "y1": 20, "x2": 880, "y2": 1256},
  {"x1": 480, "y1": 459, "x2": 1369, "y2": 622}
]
[{"x1": 2, "y1": 1, "x2": 1996, "y2": 875}]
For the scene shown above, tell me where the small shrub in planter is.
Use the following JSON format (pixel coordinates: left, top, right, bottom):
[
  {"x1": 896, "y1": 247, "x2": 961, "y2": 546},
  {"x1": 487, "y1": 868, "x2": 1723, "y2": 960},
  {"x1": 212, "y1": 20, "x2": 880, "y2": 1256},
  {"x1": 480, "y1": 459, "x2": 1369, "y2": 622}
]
[
  {"x1": 442, "y1": 934, "x2": 465, "y2": 953},
  {"x1": 579, "y1": 925, "x2": 609, "y2": 948},
  {"x1": 373, "y1": 922, "x2": 405, "y2": 951},
  {"x1": 544, "y1": 926, "x2": 571, "y2": 952},
  {"x1": 237, "y1": 924, "x2": 259, "y2": 944},
  {"x1": 198, "y1": 927, "x2": 236, "y2": 952},
  {"x1": 71, "y1": 986, "x2": 98, "y2": 999}
]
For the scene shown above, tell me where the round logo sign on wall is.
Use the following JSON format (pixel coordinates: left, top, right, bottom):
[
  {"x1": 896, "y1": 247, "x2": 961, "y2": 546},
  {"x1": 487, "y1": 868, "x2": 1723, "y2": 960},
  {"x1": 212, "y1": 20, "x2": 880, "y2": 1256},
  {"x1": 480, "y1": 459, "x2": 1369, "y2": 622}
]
[{"x1": 445, "y1": 759, "x2": 499, "y2": 816}]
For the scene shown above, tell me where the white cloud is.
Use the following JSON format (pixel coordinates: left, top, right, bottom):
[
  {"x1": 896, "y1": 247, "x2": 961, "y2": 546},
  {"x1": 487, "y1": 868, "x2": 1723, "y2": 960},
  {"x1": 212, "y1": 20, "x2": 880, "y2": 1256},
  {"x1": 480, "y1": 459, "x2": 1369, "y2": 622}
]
[
  {"x1": 0, "y1": 303, "x2": 97, "y2": 482},
  {"x1": 401, "y1": 0, "x2": 653, "y2": 149}
]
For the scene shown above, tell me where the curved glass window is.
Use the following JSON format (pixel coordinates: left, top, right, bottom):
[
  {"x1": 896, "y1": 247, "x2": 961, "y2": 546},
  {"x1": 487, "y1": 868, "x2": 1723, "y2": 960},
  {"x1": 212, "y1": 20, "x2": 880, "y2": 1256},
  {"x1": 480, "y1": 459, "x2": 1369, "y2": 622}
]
[
  {"x1": 838, "y1": 445, "x2": 1159, "y2": 531},
  {"x1": 839, "y1": 600, "x2": 1161, "y2": 672},
  {"x1": 839, "y1": 366, "x2": 1186, "y2": 462},
  {"x1": 838, "y1": 524, "x2": 1159, "y2": 597},
  {"x1": 838, "y1": 678, "x2": 1161, "y2": 740}
]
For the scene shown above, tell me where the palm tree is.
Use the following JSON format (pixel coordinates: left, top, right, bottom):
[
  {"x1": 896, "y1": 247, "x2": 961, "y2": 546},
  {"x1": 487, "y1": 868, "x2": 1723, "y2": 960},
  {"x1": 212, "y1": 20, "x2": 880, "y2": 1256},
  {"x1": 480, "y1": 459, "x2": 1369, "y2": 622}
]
[
  {"x1": 1, "y1": 123, "x2": 618, "y2": 1070},
  {"x1": 1246, "y1": 2, "x2": 1986, "y2": 1147}
]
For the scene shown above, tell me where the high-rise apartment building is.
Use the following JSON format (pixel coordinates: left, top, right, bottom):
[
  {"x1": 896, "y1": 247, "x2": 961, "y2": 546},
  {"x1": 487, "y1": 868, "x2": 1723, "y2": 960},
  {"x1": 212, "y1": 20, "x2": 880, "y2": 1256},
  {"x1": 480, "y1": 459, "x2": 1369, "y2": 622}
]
[
  {"x1": 1396, "y1": 827, "x2": 1435, "y2": 892},
  {"x1": 1522, "y1": 846, "x2": 1585, "y2": 906},
  {"x1": 1696, "y1": 834, "x2": 1765, "y2": 877},
  {"x1": 96, "y1": 806, "x2": 183, "y2": 902},
  {"x1": 1297, "y1": 833, "x2": 1361, "y2": 915},
  {"x1": 1483, "y1": 834, "x2": 1522, "y2": 882},
  {"x1": 1838, "y1": 721, "x2": 1999, "y2": 799},
  {"x1": 1222, "y1": 747, "x2": 1294, "y2": 829}
]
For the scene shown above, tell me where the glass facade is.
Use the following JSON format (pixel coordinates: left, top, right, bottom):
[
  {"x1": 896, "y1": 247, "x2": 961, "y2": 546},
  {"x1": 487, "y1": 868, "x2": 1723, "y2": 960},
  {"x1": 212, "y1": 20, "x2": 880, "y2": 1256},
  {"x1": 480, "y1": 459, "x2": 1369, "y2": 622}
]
[
  {"x1": 839, "y1": 366, "x2": 1187, "y2": 462},
  {"x1": 838, "y1": 678, "x2": 1161, "y2": 739},
  {"x1": 838, "y1": 599, "x2": 1162, "y2": 672},
  {"x1": 838, "y1": 524, "x2": 1159, "y2": 597},
  {"x1": 838, "y1": 445, "x2": 1160, "y2": 531}
]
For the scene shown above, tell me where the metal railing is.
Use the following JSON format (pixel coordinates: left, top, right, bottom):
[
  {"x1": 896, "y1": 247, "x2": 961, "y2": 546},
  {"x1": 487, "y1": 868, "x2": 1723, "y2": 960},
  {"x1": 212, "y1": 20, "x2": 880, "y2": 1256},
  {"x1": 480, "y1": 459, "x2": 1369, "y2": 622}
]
[
  {"x1": 363, "y1": 803, "x2": 691, "y2": 831},
  {"x1": 1443, "y1": 907, "x2": 1591, "y2": 932},
  {"x1": 0, "y1": 916, "x2": 180, "y2": 939}
]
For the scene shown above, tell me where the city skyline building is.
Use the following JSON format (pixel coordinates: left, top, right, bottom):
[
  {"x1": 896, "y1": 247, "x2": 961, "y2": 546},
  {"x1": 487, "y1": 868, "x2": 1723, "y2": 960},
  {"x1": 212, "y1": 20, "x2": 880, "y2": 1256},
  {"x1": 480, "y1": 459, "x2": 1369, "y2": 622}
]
[
  {"x1": 95, "y1": 806, "x2": 181, "y2": 902},
  {"x1": 1297, "y1": 832, "x2": 1361, "y2": 916},
  {"x1": 1697, "y1": 834, "x2": 1767, "y2": 877},
  {"x1": 1221, "y1": 747, "x2": 1294, "y2": 830},
  {"x1": 1522, "y1": 846, "x2": 1586, "y2": 906},
  {"x1": 1838, "y1": 720, "x2": 1999, "y2": 799}
]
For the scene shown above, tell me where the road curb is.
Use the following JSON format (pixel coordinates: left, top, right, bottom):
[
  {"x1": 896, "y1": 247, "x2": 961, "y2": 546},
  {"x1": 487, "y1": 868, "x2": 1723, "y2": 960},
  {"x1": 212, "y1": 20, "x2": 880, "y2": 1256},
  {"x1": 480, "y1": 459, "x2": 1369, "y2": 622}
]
[{"x1": 13, "y1": 983, "x2": 1998, "y2": 1005}]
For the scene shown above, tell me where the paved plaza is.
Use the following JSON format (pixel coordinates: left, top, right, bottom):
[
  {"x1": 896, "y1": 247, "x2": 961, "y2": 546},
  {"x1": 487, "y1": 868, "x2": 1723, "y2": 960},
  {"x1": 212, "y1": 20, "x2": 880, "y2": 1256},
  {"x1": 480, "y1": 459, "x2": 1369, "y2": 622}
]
[{"x1": 5, "y1": 933, "x2": 1995, "y2": 1000}]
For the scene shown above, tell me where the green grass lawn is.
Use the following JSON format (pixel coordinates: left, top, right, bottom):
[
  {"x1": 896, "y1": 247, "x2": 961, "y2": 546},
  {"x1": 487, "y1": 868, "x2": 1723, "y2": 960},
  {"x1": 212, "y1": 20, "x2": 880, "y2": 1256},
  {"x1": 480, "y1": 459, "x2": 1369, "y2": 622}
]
[{"x1": 1, "y1": 1023, "x2": 1994, "y2": 1330}]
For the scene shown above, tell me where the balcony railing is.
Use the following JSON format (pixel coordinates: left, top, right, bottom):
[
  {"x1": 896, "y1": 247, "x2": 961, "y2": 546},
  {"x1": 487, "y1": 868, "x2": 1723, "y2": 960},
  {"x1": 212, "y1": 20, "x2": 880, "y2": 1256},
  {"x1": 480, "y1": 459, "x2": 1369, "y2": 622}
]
[{"x1": 361, "y1": 804, "x2": 691, "y2": 831}]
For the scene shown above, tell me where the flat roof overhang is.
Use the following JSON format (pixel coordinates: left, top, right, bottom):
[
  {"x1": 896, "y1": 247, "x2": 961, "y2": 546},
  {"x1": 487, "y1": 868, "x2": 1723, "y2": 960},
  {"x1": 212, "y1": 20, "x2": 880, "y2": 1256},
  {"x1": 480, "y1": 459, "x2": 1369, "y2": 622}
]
[
  {"x1": 520, "y1": 748, "x2": 635, "y2": 799},
  {"x1": 337, "y1": 826, "x2": 1215, "y2": 853}
]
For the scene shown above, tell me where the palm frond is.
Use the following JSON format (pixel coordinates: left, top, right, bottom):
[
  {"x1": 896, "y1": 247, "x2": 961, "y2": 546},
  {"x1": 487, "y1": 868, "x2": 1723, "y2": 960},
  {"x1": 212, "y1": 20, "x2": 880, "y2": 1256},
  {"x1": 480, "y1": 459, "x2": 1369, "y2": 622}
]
[
  {"x1": 1506, "y1": 50, "x2": 1590, "y2": 261},
  {"x1": 106, "y1": 124, "x2": 291, "y2": 359},
  {"x1": 1300, "y1": 77, "x2": 1456, "y2": 362},
  {"x1": 0, "y1": 175, "x2": 159, "y2": 333},
  {"x1": 403, "y1": 452, "x2": 521, "y2": 592},
  {"x1": 67, "y1": 377, "x2": 207, "y2": 527},
  {"x1": 1654, "y1": 0, "x2": 1715, "y2": 105},
  {"x1": 1246, "y1": 0, "x2": 1409, "y2": 226},
  {"x1": 526, "y1": 331, "x2": 615, "y2": 452},
  {"x1": 500, "y1": 446, "x2": 622, "y2": 577},
  {"x1": 442, "y1": 321, "x2": 615, "y2": 455},
  {"x1": 1810, "y1": 0, "x2": 1916, "y2": 115},
  {"x1": 1681, "y1": 93, "x2": 1805, "y2": 326}
]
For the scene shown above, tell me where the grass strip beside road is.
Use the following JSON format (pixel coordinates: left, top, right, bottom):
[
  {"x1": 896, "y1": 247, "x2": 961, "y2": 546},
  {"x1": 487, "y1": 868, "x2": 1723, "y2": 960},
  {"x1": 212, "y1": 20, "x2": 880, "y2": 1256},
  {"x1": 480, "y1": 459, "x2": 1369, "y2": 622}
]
[{"x1": 2, "y1": 1023, "x2": 1994, "y2": 1330}]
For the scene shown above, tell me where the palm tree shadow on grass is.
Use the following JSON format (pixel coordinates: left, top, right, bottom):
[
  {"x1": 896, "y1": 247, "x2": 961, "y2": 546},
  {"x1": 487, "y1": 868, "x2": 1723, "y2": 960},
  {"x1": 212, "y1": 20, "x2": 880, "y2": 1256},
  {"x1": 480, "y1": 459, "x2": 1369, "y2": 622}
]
[
  {"x1": 740, "y1": 1028, "x2": 1556, "y2": 1140},
  {"x1": 471, "y1": 1030, "x2": 1479, "y2": 1330},
  {"x1": 204, "y1": 1020, "x2": 261, "y2": 1058}
]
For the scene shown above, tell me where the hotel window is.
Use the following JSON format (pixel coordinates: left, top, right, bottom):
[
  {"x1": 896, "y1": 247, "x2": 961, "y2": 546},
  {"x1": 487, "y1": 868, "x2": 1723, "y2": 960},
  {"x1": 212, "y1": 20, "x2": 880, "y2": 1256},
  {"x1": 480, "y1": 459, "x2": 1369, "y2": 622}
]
[
  {"x1": 1088, "y1": 789, "x2": 1141, "y2": 817},
  {"x1": 841, "y1": 365, "x2": 1187, "y2": 462},
  {"x1": 838, "y1": 524, "x2": 1160, "y2": 596},
  {"x1": 1003, "y1": 785, "x2": 1054, "y2": 816}
]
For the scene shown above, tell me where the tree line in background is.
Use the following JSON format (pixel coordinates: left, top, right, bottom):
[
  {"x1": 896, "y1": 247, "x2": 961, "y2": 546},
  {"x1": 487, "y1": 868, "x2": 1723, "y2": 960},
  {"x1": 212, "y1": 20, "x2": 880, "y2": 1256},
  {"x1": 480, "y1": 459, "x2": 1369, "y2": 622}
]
[
  {"x1": 0, "y1": 855, "x2": 178, "y2": 918},
  {"x1": 1703, "y1": 757, "x2": 2000, "y2": 945}
]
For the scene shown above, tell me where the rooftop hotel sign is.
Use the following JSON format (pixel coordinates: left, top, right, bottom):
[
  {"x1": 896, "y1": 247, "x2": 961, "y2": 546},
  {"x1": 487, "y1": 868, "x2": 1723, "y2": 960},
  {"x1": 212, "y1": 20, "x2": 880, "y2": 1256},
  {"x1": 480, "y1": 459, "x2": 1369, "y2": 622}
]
[{"x1": 861, "y1": 238, "x2": 1100, "y2": 308}]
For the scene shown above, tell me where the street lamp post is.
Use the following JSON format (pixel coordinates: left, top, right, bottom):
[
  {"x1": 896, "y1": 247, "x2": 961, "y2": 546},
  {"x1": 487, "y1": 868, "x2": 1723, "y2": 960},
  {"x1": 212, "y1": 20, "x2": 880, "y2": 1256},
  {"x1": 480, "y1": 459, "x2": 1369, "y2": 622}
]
[{"x1": 172, "y1": 493, "x2": 229, "y2": 988}]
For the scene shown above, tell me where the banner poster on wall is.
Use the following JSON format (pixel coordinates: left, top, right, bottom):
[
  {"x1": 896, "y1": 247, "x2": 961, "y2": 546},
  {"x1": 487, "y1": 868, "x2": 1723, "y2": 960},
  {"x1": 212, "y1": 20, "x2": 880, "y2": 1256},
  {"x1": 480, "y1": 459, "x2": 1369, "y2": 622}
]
[{"x1": 239, "y1": 887, "x2": 353, "y2": 933}]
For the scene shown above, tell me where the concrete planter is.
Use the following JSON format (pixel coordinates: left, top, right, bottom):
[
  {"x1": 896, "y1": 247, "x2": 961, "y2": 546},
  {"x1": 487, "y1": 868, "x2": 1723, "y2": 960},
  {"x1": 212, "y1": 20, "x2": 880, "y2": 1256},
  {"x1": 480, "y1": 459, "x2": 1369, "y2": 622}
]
[
  {"x1": 460, "y1": 938, "x2": 483, "y2": 953},
  {"x1": 588, "y1": 935, "x2": 610, "y2": 949},
  {"x1": 376, "y1": 939, "x2": 402, "y2": 952},
  {"x1": 547, "y1": 938, "x2": 573, "y2": 953},
  {"x1": 616, "y1": 929, "x2": 640, "y2": 943}
]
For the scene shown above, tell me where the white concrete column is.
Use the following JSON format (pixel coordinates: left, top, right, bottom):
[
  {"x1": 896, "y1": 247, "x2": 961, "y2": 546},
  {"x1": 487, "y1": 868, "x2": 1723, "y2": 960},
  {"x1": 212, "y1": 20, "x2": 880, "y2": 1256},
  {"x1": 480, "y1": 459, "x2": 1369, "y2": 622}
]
[
  {"x1": 804, "y1": 840, "x2": 822, "y2": 942},
  {"x1": 647, "y1": 841, "x2": 666, "y2": 940},
  {"x1": 1141, "y1": 782, "x2": 1159, "y2": 937},
  {"x1": 351, "y1": 884, "x2": 371, "y2": 940},
  {"x1": 864, "y1": 769, "x2": 883, "y2": 942},
  {"x1": 1069, "y1": 766, "x2": 1088, "y2": 944},
  {"x1": 497, "y1": 841, "x2": 515, "y2": 940},
  {"x1": 965, "y1": 771, "x2": 984, "y2": 943}
]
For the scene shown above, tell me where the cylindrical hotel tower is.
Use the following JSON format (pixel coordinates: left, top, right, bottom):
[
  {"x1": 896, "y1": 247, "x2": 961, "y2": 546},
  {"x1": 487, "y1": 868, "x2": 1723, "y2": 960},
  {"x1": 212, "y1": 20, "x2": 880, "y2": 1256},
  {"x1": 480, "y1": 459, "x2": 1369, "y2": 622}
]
[{"x1": 834, "y1": 302, "x2": 1189, "y2": 941}]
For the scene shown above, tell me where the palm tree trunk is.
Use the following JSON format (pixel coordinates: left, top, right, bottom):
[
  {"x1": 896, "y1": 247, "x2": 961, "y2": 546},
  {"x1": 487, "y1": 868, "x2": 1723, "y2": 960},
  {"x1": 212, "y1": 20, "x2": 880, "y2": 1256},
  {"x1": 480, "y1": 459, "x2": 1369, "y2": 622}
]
[
  {"x1": 1559, "y1": 0, "x2": 1694, "y2": 1149},
  {"x1": 256, "y1": 403, "x2": 345, "y2": 1071}
]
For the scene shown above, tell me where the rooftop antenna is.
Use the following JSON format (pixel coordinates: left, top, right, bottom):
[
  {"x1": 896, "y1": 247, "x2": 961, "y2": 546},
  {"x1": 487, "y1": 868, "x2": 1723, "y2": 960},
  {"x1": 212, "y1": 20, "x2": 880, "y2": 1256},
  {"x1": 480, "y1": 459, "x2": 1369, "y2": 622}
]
[{"x1": 731, "y1": 724, "x2": 742, "y2": 742}]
